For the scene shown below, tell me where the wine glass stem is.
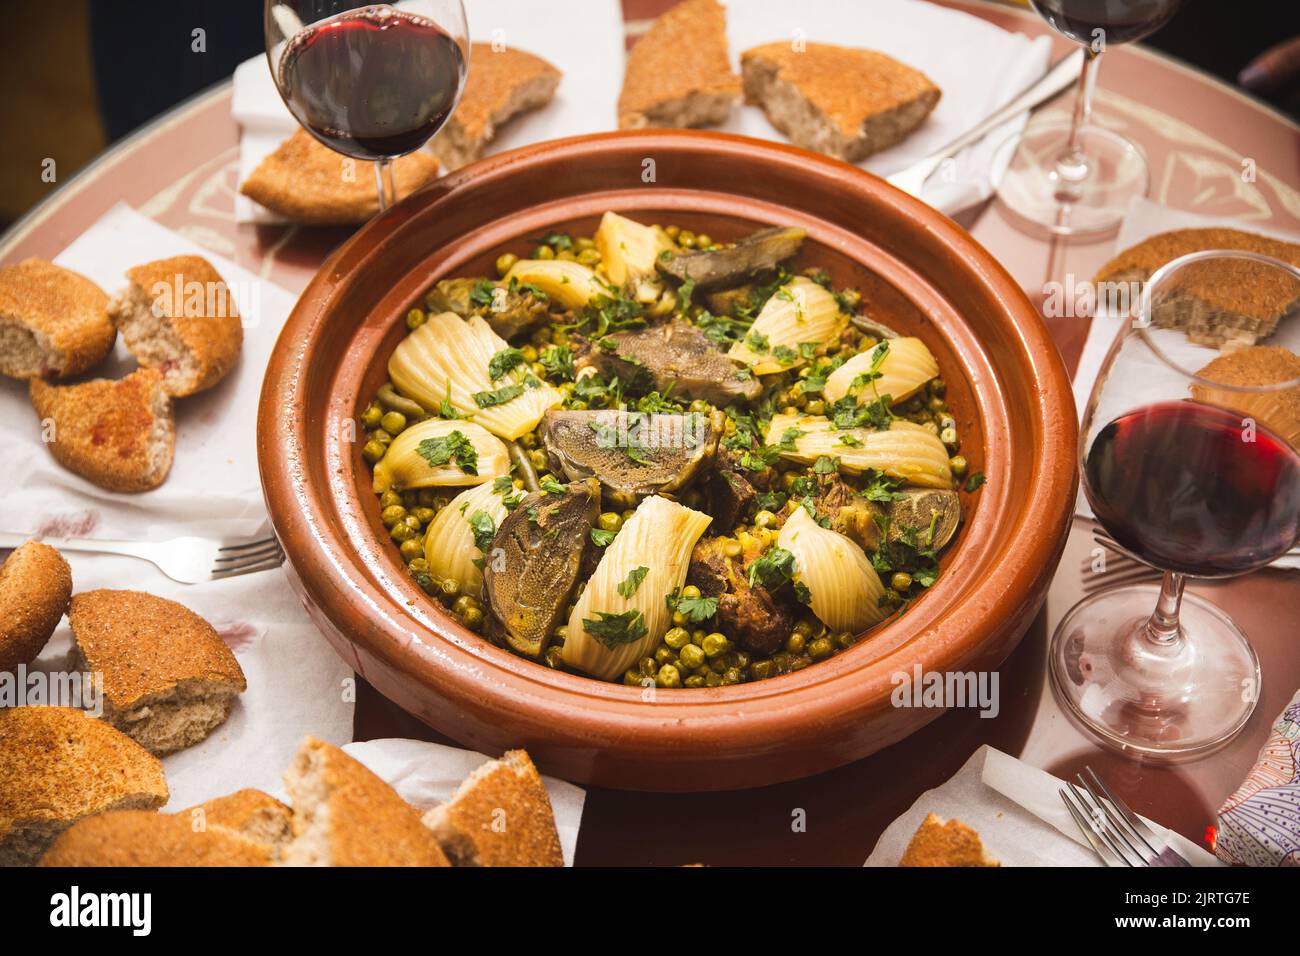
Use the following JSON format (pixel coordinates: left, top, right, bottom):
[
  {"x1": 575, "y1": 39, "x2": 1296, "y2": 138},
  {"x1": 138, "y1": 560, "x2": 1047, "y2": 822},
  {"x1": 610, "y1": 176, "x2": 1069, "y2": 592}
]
[
  {"x1": 1144, "y1": 570, "x2": 1186, "y2": 646},
  {"x1": 374, "y1": 157, "x2": 396, "y2": 212},
  {"x1": 1054, "y1": 47, "x2": 1102, "y2": 197}
]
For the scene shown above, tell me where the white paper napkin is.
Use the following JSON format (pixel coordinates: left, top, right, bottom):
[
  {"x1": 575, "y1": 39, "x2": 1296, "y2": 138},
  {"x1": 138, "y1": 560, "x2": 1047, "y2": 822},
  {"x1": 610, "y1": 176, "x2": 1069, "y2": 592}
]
[
  {"x1": 232, "y1": 0, "x2": 626, "y2": 223},
  {"x1": 1, "y1": 203, "x2": 355, "y2": 810},
  {"x1": 864, "y1": 745, "x2": 1220, "y2": 866},
  {"x1": 717, "y1": 0, "x2": 1052, "y2": 214},
  {"x1": 341, "y1": 738, "x2": 586, "y2": 866}
]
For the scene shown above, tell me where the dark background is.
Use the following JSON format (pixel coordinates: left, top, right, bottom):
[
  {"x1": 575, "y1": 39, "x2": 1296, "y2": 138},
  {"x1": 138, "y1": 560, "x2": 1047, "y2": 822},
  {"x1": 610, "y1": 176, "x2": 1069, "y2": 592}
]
[{"x1": 0, "y1": 0, "x2": 1298, "y2": 229}]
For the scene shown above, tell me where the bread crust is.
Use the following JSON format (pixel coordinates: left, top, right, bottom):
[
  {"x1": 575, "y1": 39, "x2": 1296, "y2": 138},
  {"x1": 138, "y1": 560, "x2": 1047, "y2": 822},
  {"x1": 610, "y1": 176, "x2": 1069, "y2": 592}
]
[
  {"x1": 0, "y1": 258, "x2": 115, "y2": 380},
  {"x1": 431, "y1": 43, "x2": 561, "y2": 169},
  {"x1": 28, "y1": 368, "x2": 175, "y2": 493},
  {"x1": 40, "y1": 810, "x2": 271, "y2": 867},
  {"x1": 110, "y1": 255, "x2": 244, "y2": 396},
  {"x1": 68, "y1": 589, "x2": 247, "y2": 755},
  {"x1": 240, "y1": 129, "x2": 442, "y2": 225},
  {"x1": 741, "y1": 42, "x2": 940, "y2": 161},
  {"x1": 618, "y1": 0, "x2": 740, "y2": 129},
  {"x1": 182, "y1": 789, "x2": 293, "y2": 857},
  {"x1": 0, "y1": 707, "x2": 168, "y2": 866},
  {"x1": 0, "y1": 541, "x2": 71, "y2": 673},
  {"x1": 421, "y1": 749, "x2": 563, "y2": 866},
  {"x1": 899, "y1": 813, "x2": 999, "y2": 867},
  {"x1": 282, "y1": 738, "x2": 451, "y2": 867}
]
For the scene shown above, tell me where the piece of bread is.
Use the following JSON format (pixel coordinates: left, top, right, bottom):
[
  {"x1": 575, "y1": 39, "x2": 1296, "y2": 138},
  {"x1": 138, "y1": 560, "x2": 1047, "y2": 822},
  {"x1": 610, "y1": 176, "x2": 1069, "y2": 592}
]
[
  {"x1": 898, "y1": 812, "x2": 1000, "y2": 867},
  {"x1": 0, "y1": 707, "x2": 168, "y2": 866},
  {"x1": 67, "y1": 589, "x2": 247, "y2": 756},
  {"x1": 618, "y1": 0, "x2": 741, "y2": 129},
  {"x1": 40, "y1": 810, "x2": 270, "y2": 867},
  {"x1": 431, "y1": 43, "x2": 561, "y2": 170},
  {"x1": 0, "y1": 541, "x2": 71, "y2": 674},
  {"x1": 741, "y1": 42, "x2": 940, "y2": 162},
  {"x1": 1191, "y1": 345, "x2": 1300, "y2": 447},
  {"x1": 0, "y1": 258, "x2": 116, "y2": 380},
  {"x1": 240, "y1": 128, "x2": 442, "y2": 225},
  {"x1": 28, "y1": 367, "x2": 175, "y2": 493},
  {"x1": 421, "y1": 749, "x2": 563, "y2": 867},
  {"x1": 1094, "y1": 228, "x2": 1300, "y2": 347},
  {"x1": 280, "y1": 737, "x2": 451, "y2": 867},
  {"x1": 107, "y1": 255, "x2": 243, "y2": 396},
  {"x1": 182, "y1": 789, "x2": 293, "y2": 858}
]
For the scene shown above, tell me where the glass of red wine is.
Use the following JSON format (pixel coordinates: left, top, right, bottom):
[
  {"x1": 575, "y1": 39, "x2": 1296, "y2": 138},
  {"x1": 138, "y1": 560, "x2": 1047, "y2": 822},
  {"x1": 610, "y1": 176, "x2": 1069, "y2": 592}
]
[
  {"x1": 994, "y1": 0, "x2": 1182, "y2": 236},
  {"x1": 265, "y1": 1, "x2": 469, "y2": 213},
  {"x1": 1052, "y1": 251, "x2": 1300, "y2": 761}
]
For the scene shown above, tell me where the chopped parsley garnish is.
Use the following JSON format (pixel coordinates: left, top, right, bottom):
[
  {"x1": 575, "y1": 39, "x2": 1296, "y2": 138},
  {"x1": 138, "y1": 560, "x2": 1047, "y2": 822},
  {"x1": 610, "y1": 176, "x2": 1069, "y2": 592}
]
[
  {"x1": 813, "y1": 455, "x2": 840, "y2": 475},
  {"x1": 695, "y1": 310, "x2": 754, "y2": 346},
  {"x1": 965, "y1": 472, "x2": 987, "y2": 492},
  {"x1": 466, "y1": 510, "x2": 496, "y2": 553},
  {"x1": 778, "y1": 427, "x2": 805, "y2": 451},
  {"x1": 616, "y1": 566, "x2": 650, "y2": 598},
  {"x1": 748, "y1": 546, "x2": 796, "y2": 590},
  {"x1": 739, "y1": 445, "x2": 782, "y2": 472},
  {"x1": 860, "y1": 468, "x2": 907, "y2": 502},
  {"x1": 533, "y1": 230, "x2": 573, "y2": 252},
  {"x1": 626, "y1": 445, "x2": 655, "y2": 465},
  {"x1": 835, "y1": 433, "x2": 863, "y2": 448},
  {"x1": 438, "y1": 380, "x2": 466, "y2": 420},
  {"x1": 590, "y1": 527, "x2": 617, "y2": 547},
  {"x1": 492, "y1": 475, "x2": 515, "y2": 494},
  {"x1": 416, "y1": 431, "x2": 478, "y2": 475},
  {"x1": 540, "y1": 345, "x2": 575, "y2": 382},
  {"x1": 487, "y1": 347, "x2": 526, "y2": 380},
  {"x1": 540, "y1": 477, "x2": 567, "y2": 495},
  {"x1": 469, "y1": 280, "x2": 498, "y2": 308},
  {"x1": 666, "y1": 587, "x2": 719, "y2": 623},
  {"x1": 793, "y1": 580, "x2": 813, "y2": 605},
  {"x1": 744, "y1": 330, "x2": 770, "y2": 353},
  {"x1": 772, "y1": 344, "x2": 798, "y2": 366},
  {"x1": 582, "y1": 609, "x2": 648, "y2": 648},
  {"x1": 472, "y1": 383, "x2": 525, "y2": 408}
]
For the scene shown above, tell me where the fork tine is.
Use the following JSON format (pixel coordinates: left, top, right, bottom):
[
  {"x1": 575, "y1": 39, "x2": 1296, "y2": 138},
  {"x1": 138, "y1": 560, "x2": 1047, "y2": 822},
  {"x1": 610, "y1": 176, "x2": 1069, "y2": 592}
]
[
  {"x1": 211, "y1": 555, "x2": 284, "y2": 580},
  {"x1": 1062, "y1": 785, "x2": 1133, "y2": 866},
  {"x1": 1083, "y1": 766, "x2": 1163, "y2": 854},
  {"x1": 1082, "y1": 568, "x2": 1162, "y2": 593},
  {"x1": 1060, "y1": 788, "x2": 1122, "y2": 866},
  {"x1": 213, "y1": 543, "x2": 282, "y2": 565},
  {"x1": 218, "y1": 536, "x2": 279, "y2": 554},
  {"x1": 1074, "y1": 777, "x2": 1153, "y2": 864}
]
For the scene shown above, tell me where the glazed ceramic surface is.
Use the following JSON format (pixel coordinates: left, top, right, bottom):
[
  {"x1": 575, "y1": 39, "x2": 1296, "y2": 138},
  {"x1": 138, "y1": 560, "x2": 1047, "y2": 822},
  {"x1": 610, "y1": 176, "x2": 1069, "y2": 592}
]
[{"x1": 258, "y1": 131, "x2": 1077, "y2": 790}]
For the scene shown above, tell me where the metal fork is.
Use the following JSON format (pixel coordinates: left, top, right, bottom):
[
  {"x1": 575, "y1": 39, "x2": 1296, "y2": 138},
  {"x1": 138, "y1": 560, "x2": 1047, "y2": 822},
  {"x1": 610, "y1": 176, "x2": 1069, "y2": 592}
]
[
  {"x1": 0, "y1": 530, "x2": 284, "y2": 585},
  {"x1": 886, "y1": 49, "x2": 1083, "y2": 197},
  {"x1": 1060, "y1": 766, "x2": 1191, "y2": 867}
]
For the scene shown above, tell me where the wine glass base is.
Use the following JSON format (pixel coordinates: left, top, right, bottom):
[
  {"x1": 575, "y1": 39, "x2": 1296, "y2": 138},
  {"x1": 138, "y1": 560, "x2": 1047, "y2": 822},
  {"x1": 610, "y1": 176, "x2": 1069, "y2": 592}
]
[
  {"x1": 1049, "y1": 584, "x2": 1260, "y2": 764},
  {"x1": 993, "y1": 118, "x2": 1149, "y2": 238}
]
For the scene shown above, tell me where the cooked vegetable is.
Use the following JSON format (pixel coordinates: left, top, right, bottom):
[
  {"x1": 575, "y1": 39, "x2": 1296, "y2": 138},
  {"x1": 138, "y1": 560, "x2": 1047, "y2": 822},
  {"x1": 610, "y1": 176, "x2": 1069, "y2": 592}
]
[
  {"x1": 501, "y1": 259, "x2": 607, "y2": 308},
  {"x1": 388, "y1": 312, "x2": 562, "y2": 440},
  {"x1": 484, "y1": 477, "x2": 599, "y2": 659},
  {"x1": 777, "y1": 507, "x2": 887, "y2": 634},
  {"x1": 823, "y1": 337, "x2": 940, "y2": 405},
  {"x1": 562, "y1": 496, "x2": 712, "y2": 680},
  {"x1": 427, "y1": 276, "x2": 551, "y2": 339},
  {"x1": 687, "y1": 537, "x2": 794, "y2": 656},
  {"x1": 657, "y1": 225, "x2": 806, "y2": 290},
  {"x1": 423, "y1": 481, "x2": 514, "y2": 598},
  {"x1": 883, "y1": 489, "x2": 962, "y2": 550},
  {"x1": 580, "y1": 320, "x2": 761, "y2": 404},
  {"x1": 726, "y1": 277, "x2": 848, "y2": 375},
  {"x1": 765, "y1": 413, "x2": 953, "y2": 489},
  {"x1": 540, "y1": 408, "x2": 722, "y2": 508},
  {"x1": 371, "y1": 418, "x2": 510, "y2": 493},
  {"x1": 595, "y1": 212, "x2": 674, "y2": 302}
]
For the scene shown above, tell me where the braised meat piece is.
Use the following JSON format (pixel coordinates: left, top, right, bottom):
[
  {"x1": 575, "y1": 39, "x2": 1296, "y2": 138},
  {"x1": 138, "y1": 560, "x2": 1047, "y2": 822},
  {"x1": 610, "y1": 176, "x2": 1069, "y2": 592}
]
[{"x1": 687, "y1": 536, "x2": 794, "y2": 657}]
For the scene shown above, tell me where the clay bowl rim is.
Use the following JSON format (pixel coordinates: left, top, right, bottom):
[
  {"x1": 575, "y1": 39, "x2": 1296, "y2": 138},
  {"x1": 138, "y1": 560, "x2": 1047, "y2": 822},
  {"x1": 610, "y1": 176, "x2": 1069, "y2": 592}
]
[{"x1": 258, "y1": 130, "x2": 1077, "y2": 750}]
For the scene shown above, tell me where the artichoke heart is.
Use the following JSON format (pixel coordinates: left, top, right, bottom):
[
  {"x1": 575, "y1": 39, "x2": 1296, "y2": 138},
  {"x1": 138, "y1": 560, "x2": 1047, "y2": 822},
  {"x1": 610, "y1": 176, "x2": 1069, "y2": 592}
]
[
  {"x1": 656, "y1": 225, "x2": 806, "y2": 290},
  {"x1": 777, "y1": 507, "x2": 887, "y2": 635}
]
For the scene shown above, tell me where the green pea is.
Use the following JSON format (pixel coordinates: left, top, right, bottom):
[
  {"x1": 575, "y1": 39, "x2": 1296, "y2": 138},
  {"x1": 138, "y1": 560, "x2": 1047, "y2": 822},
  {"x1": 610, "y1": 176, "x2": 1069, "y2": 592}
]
[
  {"x1": 380, "y1": 411, "x2": 407, "y2": 435},
  {"x1": 452, "y1": 595, "x2": 474, "y2": 616},
  {"x1": 406, "y1": 308, "x2": 427, "y2": 330},
  {"x1": 496, "y1": 252, "x2": 519, "y2": 277},
  {"x1": 785, "y1": 632, "x2": 807, "y2": 655},
  {"x1": 597, "y1": 512, "x2": 623, "y2": 533},
  {"x1": 664, "y1": 627, "x2": 691, "y2": 650},
  {"x1": 949, "y1": 455, "x2": 968, "y2": 476},
  {"x1": 534, "y1": 245, "x2": 555, "y2": 260},
  {"x1": 702, "y1": 633, "x2": 730, "y2": 659},
  {"x1": 390, "y1": 523, "x2": 417, "y2": 543},
  {"x1": 361, "y1": 404, "x2": 383, "y2": 429},
  {"x1": 656, "y1": 665, "x2": 682, "y2": 689},
  {"x1": 528, "y1": 449, "x2": 548, "y2": 470},
  {"x1": 577, "y1": 248, "x2": 601, "y2": 267},
  {"x1": 891, "y1": 571, "x2": 913, "y2": 592},
  {"x1": 411, "y1": 507, "x2": 436, "y2": 525},
  {"x1": 362, "y1": 440, "x2": 386, "y2": 464},
  {"x1": 407, "y1": 557, "x2": 429, "y2": 574},
  {"x1": 381, "y1": 505, "x2": 407, "y2": 528},
  {"x1": 684, "y1": 674, "x2": 706, "y2": 688},
  {"x1": 371, "y1": 429, "x2": 393, "y2": 446},
  {"x1": 929, "y1": 378, "x2": 946, "y2": 396},
  {"x1": 678, "y1": 643, "x2": 705, "y2": 670},
  {"x1": 440, "y1": 578, "x2": 461, "y2": 599},
  {"x1": 751, "y1": 659, "x2": 775, "y2": 681},
  {"x1": 680, "y1": 584, "x2": 701, "y2": 601},
  {"x1": 399, "y1": 538, "x2": 423, "y2": 561},
  {"x1": 380, "y1": 490, "x2": 403, "y2": 509},
  {"x1": 462, "y1": 607, "x2": 484, "y2": 628}
]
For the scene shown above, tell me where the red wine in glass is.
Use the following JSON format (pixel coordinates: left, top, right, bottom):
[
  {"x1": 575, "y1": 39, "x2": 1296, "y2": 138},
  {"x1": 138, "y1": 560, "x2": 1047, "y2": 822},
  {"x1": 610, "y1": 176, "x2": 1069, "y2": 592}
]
[
  {"x1": 278, "y1": 6, "x2": 465, "y2": 161},
  {"x1": 1084, "y1": 399, "x2": 1300, "y2": 576},
  {"x1": 1030, "y1": 0, "x2": 1182, "y2": 46}
]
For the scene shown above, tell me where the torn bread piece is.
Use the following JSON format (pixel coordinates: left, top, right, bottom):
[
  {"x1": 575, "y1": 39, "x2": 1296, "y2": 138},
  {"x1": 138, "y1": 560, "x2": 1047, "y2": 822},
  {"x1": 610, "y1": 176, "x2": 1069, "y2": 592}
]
[
  {"x1": 182, "y1": 789, "x2": 293, "y2": 859},
  {"x1": 898, "y1": 813, "x2": 1000, "y2": 867},
  {"x1": 618, "y1": 0, "x2": 741, "y2": 129},
  {"x1": 240, "y1": 128, "x2": 442, "y2": 225},
  {"x1": 0, "y1": 541, "x2": 71, "y2": 674},
  {"x1": 29, "y1": 367, "x2": 175, "y2": 493},
  {"x1": 741, "y1": 42, "x2": 940, "y2": 162},
  {"x1": 0, "y1": 707, "x2": 168, "y2": 867},
  {"x1": 431, "y1": 43, "x2": 561, "y2": 169},
  {"x1": 1094, "y1": 227, "x2": 1300, "y2": 347},
  {"x1": 421, "y1": 749, "x2": 563, "y2": 866},
  {"x1": 1192, "y1": 345, "x2": 1300, "y2": 448},
  {"x1": 68, "y1": 589, "x2": 247, "y2": 756},
  {"x1": 280, "y1": 738, "x2": 451, "y2": 867},
  {"x1": 40, "y1": 810, "x2": 271, "y2": 867},
  {"x1": 108, "y1": 255, "x2": 244, "y2": 396},
  {"x1": 0, "y1": 258, "x2": 116, "y2": 380}
]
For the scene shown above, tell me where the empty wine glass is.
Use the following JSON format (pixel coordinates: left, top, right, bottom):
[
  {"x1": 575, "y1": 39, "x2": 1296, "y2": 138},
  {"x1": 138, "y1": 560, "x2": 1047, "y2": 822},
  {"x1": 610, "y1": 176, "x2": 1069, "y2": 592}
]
[
  {"x1": 995, "y1": 0, "x2": 1182, "y2": 236},
  {"x1": 264, "y1": 1, "x2": 469, "y2": 212},
  {"x1": 1052, "y1": 250, "x2": 1300, "y2": 761}
]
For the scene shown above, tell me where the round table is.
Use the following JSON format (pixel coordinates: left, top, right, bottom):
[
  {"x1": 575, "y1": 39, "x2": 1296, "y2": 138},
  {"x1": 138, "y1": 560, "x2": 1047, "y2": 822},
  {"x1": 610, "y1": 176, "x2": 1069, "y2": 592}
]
[{"x1": 3, "y1": 0, "x2": 1298, "y2": 865}]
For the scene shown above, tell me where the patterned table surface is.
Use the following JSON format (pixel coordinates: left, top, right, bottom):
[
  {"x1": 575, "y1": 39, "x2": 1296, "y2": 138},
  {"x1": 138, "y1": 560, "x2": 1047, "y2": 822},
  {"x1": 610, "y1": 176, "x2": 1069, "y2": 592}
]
[{"x1": 2, "y1": 0, "x2": 1298, "y2": 864}]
